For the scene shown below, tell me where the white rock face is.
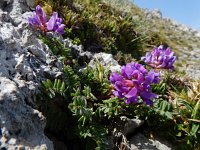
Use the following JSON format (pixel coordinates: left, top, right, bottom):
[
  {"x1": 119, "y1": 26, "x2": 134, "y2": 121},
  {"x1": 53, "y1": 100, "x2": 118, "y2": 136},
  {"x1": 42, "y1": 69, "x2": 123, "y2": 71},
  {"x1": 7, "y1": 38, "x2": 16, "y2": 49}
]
[{"x1": 0, "y1": 0, "x2": 63, "y2": 149}]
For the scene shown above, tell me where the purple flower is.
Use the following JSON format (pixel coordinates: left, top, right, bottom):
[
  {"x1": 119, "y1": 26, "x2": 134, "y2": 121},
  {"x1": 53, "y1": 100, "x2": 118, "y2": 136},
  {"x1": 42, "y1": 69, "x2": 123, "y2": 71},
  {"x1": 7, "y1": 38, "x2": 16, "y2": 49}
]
[
  {"x1": 141, "y1": 45, "x2": 176, "y2": 70},
  {"x1": 28, "y1": 5, "x2": 65, "y2": 34},
  {"x1": 47, "y1": 12, "x2": 65, "y2": 34},
  {"x1": 28, "y1": 5, "x2": 47, "y2": 32},
  {"x1": 110, "y1": 62, "x2": 160, "y2": 105}
]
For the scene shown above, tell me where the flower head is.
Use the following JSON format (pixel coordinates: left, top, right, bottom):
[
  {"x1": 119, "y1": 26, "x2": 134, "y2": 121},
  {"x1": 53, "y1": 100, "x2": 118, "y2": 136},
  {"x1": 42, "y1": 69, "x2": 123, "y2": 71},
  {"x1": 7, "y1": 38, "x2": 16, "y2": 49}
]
[
  {"x1": 28, "y1": 5, "x2": 47, "y2": 32},
  {"x1": 47, "y1": 12, "x2": 65, "y2": 34},
  {"x1": 141, "y1": 45, "x2": 176, "y2": 70},
  {"x1": 110, "y1": 62, "x2": 160, "y2": 105},
  {"x1": 28, "y1": 5, "x2": 65, "y2": 34}
]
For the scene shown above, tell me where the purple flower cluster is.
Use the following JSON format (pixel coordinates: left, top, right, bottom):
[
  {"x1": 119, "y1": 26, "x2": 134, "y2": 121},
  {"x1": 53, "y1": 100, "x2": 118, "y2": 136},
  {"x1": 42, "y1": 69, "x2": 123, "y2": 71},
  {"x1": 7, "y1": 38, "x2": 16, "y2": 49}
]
[
  {"x1": 47, "y1": 12, "x2": 65, "y2": 34},
  {"x1": 141, "y1": 45, "x2": 176, "y2": 70},
  {"x1": 28, "y1": 5, "x2": 65, "y2": 34},
  {"x1": 110, "y1": 62, "x2": 160, "y2": 105}
]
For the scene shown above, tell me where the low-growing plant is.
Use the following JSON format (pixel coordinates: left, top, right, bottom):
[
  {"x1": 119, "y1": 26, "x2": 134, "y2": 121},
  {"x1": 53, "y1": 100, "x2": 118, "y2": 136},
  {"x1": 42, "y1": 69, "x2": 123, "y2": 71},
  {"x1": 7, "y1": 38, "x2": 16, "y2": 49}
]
[
  {"x1": 32, "y1": 1, "x2": 200, "y2": 149},
  {"x1": 39, "y1": 36, "x2": 199, "y2": 149}
]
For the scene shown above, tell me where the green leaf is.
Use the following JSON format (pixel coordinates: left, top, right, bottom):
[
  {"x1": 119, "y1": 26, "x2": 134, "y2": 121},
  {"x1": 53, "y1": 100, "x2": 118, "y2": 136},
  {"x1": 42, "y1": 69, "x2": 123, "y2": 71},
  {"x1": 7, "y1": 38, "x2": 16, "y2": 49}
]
[
  {"x1": 53, "y1": 79, "x2": 58, "y2": 90},
  {"x1": 161, "y1": 101, "x2": 168, "y2": 111},
  {"x1": 176, "y1": 132, "x2": 182, "y2": 137},
  {"x1": 192, "y1": 99, "x2": 200, "y2": 119},
  {"x1": 177, "y1": 99, "x2": 193, "y2": 113},
  {"x1": 165, "y1": 111, "x2": 173, "y2": 119},
  {"x1": 190, "y1": 124, "x2": 199, "y2": 136},
  {"x1": 57, "y1": 79, "x2": 61, "y2": 91},
  {"x1": 60, "y1": 82, "x2": 66, "y2": 93},
  {"x1": 46, "y1": 79, "x2": 53, "y2": 87}
]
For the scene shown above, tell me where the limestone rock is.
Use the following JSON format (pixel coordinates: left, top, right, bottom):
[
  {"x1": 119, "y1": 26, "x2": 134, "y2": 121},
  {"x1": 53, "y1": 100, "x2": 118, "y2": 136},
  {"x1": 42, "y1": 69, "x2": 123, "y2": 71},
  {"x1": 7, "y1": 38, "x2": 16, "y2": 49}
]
[
  {"x1": 116, "y1": 116, "x2": 144, "y2": 136},
  {"x1": 0, "y1": 0, "x2": 66, "y2": 149},
  {"x1": 129, "y1": 133, "x2": 176, "y2": 150},
  {"x1": 89, "y1": 52, "x2": 121, "y2": 72},
  {"x1": 109, "y1": 117, "x2": 144, "y2": 149}
]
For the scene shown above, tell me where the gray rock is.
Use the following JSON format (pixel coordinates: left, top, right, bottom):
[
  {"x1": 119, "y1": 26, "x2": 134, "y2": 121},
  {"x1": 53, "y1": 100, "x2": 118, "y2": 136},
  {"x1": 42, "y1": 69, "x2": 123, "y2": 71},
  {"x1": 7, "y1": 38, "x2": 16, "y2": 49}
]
[
  {"x1": 89, "y1": 52, "x2": 121, "y2": 72},
  {"x1": 25, "y1": 0, "x2": 35, "y2": 8},
  {"x1": 109, "y1": 116, "x2": 176, "y2": 150},
  {"x1": 43, "y1": 66, "x2": 63, "y2": 80},
  {"x1": 116, "y1": 116, "x2": 144, "y2": 135},
  {"x1": 63, "y1": 40, "x2": 121, "y2": 70},
  {"x1": 109, "y1": 117, "x2": 144, "y2": 149},
  {"x1": 63, "y1": 38, "x2": 83, "y2": 53},
  {"x1": 129, "y1": 133, "x2": 175, "y2": 150},
  {"x1": 0, "y1": 77, "x2": 52, "y2": 150},
  {"x1": 63, "y1": 40, "x2": 120, "y2": 71},
  {"x1": 0, "y1": 0, "x2": 66, "y2": 149}
]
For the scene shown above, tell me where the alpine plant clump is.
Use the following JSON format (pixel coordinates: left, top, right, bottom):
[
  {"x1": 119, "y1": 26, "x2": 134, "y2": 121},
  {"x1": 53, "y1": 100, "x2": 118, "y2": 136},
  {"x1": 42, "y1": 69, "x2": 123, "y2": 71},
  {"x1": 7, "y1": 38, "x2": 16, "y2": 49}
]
[
  {"x1": 110, "y1": 62, "x2": 160, "y2": 105},
  {"x1": 141, "y1": 45, "x2": 176, "y2": 70},
  {"x1": 28, "y1": 5, "x2": 65, "y2": 34}
]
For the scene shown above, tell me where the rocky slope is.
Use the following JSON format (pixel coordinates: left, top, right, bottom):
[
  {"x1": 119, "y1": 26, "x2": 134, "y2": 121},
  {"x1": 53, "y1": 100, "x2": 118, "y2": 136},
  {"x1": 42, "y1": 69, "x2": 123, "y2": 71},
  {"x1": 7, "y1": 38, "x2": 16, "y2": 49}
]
[
  {"x1": 0, "y1": 0, "x2": 199, "y2": 149},
  {"x1": 104, "y1": 0, "x2": 200, "y2": 79},
  {"x1": 140, "y1": 8, "x2": 200, "y2": 79}
]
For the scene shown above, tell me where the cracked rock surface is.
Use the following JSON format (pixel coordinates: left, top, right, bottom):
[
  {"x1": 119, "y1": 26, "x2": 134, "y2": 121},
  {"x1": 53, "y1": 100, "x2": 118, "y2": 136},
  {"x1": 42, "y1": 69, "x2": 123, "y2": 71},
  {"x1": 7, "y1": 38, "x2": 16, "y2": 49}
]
[{"x1": 0, "y1": 0, "x2": 63, "y2": 149}]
